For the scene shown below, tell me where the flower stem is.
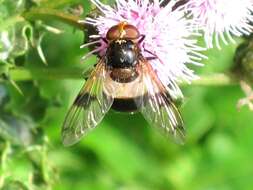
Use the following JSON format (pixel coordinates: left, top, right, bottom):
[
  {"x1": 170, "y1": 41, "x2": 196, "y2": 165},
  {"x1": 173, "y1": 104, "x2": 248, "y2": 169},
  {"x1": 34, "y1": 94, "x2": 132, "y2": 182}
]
[
  {"x1": 5, "y1": 67, "x2": 238, "y2": 86},
  {"x1": 190, "y1": 73, "x2": 238, "y2": 86},
  {"x1": 22, "y1": 8, "x2": 84, "y2": 30},
  {"x1": 6, "y1": 67, "x2": 87, "y2": 81}
]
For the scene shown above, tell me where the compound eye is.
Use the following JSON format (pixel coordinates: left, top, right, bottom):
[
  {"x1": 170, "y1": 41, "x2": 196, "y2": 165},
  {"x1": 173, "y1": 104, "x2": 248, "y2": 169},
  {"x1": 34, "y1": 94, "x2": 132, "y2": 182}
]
[
  {"x1": 106, "y1": 25, "x2": 120, "y2": 40},
  {"x1": 123, "y1": 24, "x2": 140, "y2": 39},
  {"x1": 106, "y1": 24, "x2": 140, "y2": 40}
]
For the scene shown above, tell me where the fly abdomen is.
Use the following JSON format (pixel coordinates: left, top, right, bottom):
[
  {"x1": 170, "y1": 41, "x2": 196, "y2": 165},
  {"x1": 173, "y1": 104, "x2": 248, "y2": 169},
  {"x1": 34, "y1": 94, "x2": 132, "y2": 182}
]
[
  {"x1": 103, "y1": 72, "x2": 143, "y2": 112},
  {"x1": 110, "y1": 68, "x2": 138, "y2": 83}
]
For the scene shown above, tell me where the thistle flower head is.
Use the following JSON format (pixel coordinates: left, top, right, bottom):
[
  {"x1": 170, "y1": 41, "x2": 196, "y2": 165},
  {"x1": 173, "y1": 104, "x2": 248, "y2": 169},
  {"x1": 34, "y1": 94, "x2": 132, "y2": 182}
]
[
  {"x1": 81, "y1": 0, "x2": 205, "y2": 98},
  {"x1": 185, "y1": 0, "x2": 253, "y2": 49}
]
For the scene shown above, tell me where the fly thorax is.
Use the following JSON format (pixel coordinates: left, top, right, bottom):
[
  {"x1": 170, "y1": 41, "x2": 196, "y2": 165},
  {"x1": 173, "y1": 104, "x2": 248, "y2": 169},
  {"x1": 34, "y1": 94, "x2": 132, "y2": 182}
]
[
  {"x1": 106, "y1": 39, "x2": 138, "y2": 69},
  {"x1": 106, "y1": 39, "x2": 139, "y2": 83}
]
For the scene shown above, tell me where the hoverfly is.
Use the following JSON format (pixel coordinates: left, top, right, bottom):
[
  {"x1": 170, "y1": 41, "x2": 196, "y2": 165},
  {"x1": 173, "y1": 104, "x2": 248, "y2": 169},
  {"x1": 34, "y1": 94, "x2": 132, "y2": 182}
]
[{"x1": 62, "y1": 22, "x2": 185, "y2": 146}]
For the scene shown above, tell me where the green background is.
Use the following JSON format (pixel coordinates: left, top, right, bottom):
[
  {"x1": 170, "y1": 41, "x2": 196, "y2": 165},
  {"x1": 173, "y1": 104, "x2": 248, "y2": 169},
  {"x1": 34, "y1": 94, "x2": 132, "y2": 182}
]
[{"x1": 1, "y1": 0, "x2": 253, "y2": 189}]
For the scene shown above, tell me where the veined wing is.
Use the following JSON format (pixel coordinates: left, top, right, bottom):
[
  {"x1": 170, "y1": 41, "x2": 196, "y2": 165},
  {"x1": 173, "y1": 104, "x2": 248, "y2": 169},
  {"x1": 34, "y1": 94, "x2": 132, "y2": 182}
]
[
  {"x1": 135, "y1": 59, "x2": 185, "y2": 144},
  {"x1": 62, "y1": 60, "x2": 113, "y2": 146}
]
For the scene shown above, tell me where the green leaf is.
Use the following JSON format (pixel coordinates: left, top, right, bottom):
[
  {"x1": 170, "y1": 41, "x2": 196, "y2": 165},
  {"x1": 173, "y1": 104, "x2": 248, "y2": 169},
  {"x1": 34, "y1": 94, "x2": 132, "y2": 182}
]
[{"x1": 2, "y1": 180, "x2": 29, "y2": 190}]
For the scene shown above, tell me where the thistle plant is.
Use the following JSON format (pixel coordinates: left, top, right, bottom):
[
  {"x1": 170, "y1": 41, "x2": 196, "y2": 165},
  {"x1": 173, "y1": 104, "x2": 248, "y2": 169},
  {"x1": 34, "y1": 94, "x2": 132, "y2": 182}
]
[
  {"x1": 81, "y1": 0, "x2": 206, "y2": 98},
  {"x1": 184, "y1": 0, "x2": 253, "y2": 49}
]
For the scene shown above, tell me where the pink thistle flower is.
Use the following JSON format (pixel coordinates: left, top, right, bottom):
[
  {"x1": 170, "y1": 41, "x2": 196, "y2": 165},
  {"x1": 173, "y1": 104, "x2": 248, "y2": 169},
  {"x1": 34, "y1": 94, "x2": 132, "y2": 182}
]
[
  {"x1": 185, "y1": 0, "x2": 253, "y2": 49},
  {"x1": 80, "y1": 0, "x2": 205, "y2": 98}
]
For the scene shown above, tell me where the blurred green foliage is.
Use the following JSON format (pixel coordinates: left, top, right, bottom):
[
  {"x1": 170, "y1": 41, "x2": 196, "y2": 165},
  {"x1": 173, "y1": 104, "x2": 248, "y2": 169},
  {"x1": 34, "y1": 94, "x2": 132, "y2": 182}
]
[{"x1": 1, "y1": 0, "x2": 253, "y2": 190}]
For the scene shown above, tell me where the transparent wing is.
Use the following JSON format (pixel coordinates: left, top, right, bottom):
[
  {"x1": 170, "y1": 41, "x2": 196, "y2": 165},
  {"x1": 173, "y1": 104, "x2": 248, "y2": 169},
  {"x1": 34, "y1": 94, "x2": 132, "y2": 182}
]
[
  {"x1": 61, "y1": 60, "x2": 113, "y2": 146},
  {"x1": 135, "y1": 60, "x2": 185, "y2": 144}
]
